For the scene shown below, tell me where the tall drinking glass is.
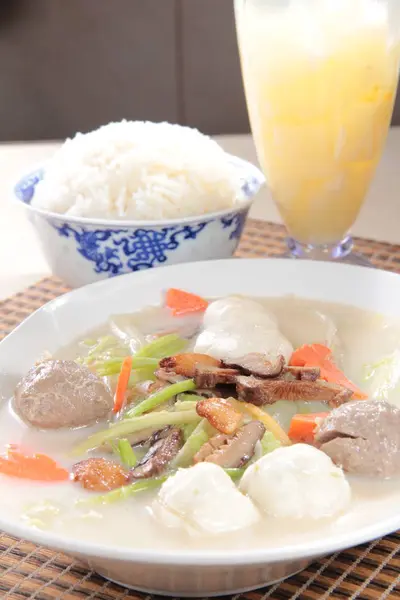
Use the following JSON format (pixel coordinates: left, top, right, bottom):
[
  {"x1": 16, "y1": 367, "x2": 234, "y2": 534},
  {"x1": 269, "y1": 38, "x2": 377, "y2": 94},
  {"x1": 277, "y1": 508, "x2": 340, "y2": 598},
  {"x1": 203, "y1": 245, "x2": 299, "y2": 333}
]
[{"x1": 235, "y1": 0, "x2": 400, "y2": 263}]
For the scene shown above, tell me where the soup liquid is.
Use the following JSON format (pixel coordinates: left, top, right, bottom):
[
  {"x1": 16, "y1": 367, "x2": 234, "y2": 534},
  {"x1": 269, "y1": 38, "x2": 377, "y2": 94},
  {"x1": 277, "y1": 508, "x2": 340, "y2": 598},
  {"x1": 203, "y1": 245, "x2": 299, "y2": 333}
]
[
  {"x1": 0, "y1": 297, "x2": 399, "y2": 553},
  {"x1": 235, "y1": 0, "x2": 400, "y2": 244}
]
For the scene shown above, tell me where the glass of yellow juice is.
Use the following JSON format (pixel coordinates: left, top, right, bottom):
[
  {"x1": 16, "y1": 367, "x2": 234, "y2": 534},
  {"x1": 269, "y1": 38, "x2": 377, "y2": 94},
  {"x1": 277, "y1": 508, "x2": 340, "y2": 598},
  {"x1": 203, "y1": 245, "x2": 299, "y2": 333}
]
[{"x1": 235, "y1": 0, "x2": 400, "y2": 263}]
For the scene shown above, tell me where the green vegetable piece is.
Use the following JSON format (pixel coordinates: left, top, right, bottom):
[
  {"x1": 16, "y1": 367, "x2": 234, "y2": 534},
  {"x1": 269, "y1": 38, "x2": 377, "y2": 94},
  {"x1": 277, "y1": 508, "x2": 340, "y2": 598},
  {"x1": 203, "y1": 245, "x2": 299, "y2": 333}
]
[
  {"x1": 126, "y1": 379, "x2": 196, "y2": 418},
  {"x1": 118, "y1": 439, "x2": 137, "y2": 468},
  {"x1": 225, "y1": 468, "x2": 246, "y2": 481},
  {"x1": 79, "y1": 476, "x2": 168, "y2": 506},
  {"x1": 72, "y1": 410, "x2": 201, "y2": 456},
  {"x1": 177, "y1": 393, "x2": 205, "y2": 402},
  {"x1": 174, "y1": 400, "x2": 198, "y2": 411},
  {"x1": 135, "y1": 333, "x2": 187, "y2": 359},
  {"x1": 260, "y1": 431, "x2": 281, "y2": 455},
  {"x1": 172, "y1": 418, "x2": 213, "y2": 468}
]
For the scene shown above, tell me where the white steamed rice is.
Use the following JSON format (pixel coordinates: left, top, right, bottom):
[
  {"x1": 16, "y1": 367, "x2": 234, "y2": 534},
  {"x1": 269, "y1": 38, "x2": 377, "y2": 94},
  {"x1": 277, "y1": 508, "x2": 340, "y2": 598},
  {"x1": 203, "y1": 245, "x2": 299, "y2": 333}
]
[{"x1": 32, "y1": 121, "x2": 244, "y2": 220}]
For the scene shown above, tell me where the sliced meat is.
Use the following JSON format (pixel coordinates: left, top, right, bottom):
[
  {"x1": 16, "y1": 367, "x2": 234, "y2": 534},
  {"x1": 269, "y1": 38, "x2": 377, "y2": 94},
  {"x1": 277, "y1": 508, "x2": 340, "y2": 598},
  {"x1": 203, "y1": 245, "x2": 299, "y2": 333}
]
[
  {"x1": 315, "y1": 400, "x2": 400, "y2": 477},
  {"x1": 236, "y1": 375, "x2": 352, "y2": 407},
  {"x1": 223, "y1": 353, "x2": 285, "y2": 378},
  {"x1": 196, "y1": 397, "x2": 243, "y2": 434},
  {"x1": 131, "y1": 426, "x2": 183, "y2": 479},
  {"x1": 159, "y1": 353, "x2": 221, "y2": 378},
  {"x1": 194, "y1": 421, "x2": 266, "y2": 468},
  {"x1": 282, "y1": 366, "x2": 321, "y2": 381},
  {"x1": 72, "y1": 458, "x2": 129, "y2": 491},
  {"x1": 14, "y1": 359, "x2": 113, "y2": 429},
  {"x1": 194, "y1": 365, "x2": 240, "y2": 388},
  {"x1": 195, "y1": 385, "x2": 238, "y2": 399},
  {"x1": 154, "y1": 369, "x2": 185, "y2": 384}
]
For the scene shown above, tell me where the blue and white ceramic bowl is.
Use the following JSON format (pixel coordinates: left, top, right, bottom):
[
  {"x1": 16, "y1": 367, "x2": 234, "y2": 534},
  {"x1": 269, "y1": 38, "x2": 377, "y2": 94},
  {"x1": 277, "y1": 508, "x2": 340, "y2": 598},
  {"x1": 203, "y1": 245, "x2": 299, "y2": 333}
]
[{"x1": 14, "y1": 155, "x2": 265, "y2": 288}]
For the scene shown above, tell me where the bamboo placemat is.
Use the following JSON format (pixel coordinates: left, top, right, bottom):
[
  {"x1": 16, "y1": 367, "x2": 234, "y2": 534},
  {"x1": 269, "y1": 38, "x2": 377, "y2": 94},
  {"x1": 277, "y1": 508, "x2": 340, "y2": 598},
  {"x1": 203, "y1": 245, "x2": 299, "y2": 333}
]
[{"x1": 0, "y1": 219, "x2": 399, "y2": 600}]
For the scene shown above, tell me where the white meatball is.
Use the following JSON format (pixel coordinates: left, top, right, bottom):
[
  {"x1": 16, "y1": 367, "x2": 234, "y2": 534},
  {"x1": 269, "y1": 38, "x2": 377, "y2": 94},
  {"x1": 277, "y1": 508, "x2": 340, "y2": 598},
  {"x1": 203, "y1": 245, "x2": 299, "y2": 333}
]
[
  {"x1": 154, "y1": 463, "x2": 259, "y2": 535},
  {"x1": 203, "y1": 296, "x2": 278, "y2": 329},
  {"x1": 240, "y1": 444, "x2": 351, "y2": 519},
  {"x1": 194, "y1": 296, "x2": 293, "y2": 361}
]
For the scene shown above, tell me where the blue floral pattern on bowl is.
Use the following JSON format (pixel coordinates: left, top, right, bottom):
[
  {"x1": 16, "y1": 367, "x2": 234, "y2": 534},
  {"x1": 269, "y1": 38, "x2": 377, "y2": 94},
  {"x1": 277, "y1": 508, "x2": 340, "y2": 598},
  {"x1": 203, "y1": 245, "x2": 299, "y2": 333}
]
[
  {"x1": 14, "y1": 156, "x2": 264, "y2": 287},
  {"x1": 55, "y1": 223, "x2": 212, "y2": 274}
]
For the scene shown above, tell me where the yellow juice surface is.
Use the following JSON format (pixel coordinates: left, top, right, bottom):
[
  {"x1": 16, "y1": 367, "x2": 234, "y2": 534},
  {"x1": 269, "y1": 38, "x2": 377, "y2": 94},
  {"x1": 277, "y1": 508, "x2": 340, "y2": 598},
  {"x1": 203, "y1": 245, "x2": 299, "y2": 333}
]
[{"x1": 237, "y1": 1, "x2": 400, "y2": 245}]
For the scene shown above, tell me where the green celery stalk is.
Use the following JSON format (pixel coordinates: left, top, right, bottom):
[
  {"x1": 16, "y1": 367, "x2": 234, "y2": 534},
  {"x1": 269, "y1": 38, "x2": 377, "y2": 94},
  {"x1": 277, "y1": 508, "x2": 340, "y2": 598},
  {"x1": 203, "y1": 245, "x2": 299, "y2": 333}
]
[
  {"x1": 135, "y1": 333, "x2": 187, "y2": 359},
  {"x1": 125, "y1": 379, "x2": 196, "y2": 417},
  {"x1": 81, "y1": 338, "x2": 98, "y2": 347},
  {"x1": 87, "y1": 336, "x2": 119, "y2": 358},
  {"x1": 172, "y1": 418, "x2": 212, "y2": 468},
  {"x1": 118, "y1": 439, "x2": 137, "y2": 468},
  {"x1": 78, "y1": 476, "x2": 168, "y2": 506},
  {"x1": 95, "y1": 357, "x2": 159, "y2": 377},
  {"x1": 174, "y1": 400, "x2": 198, "y2": 411},
  {"x1": 72, "y1": 409, "x2": 201, "y2": 456},
  {"x1": 181, "y1": 422, "x2": 198, "y2": 441},
  {"x1": 177, "y1": 393, "x2": 205, "y2": 402},
  {"x1": 225, "y1": 468, "x2": 246, "y2": 481},
  {"x1": 260, "y1": 431, "x2": 281, "y2": 455}
]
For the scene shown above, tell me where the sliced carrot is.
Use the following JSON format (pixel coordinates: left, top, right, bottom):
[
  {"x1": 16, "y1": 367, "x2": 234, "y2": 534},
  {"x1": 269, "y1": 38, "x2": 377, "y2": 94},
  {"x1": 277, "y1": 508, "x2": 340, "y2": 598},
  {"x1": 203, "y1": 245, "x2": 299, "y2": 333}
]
[
  {"x1": 289, "y1": 344, "x2": 368, "y2": 400},
  {"x1": 113, "y1": 356, "x2": 133, "y2": 413},
  {"x1": 0, "y1": 447, "x2": 69, "y2": 482},
  {"x1": 290, "y1": 343, "x2": 331, "y2": 366},
  {"x1": 165, "y1": 288, "x2": 208, "y2": 316},
  {"x1": 288, "y1": 413, "x2": 329, "y2": 444}
]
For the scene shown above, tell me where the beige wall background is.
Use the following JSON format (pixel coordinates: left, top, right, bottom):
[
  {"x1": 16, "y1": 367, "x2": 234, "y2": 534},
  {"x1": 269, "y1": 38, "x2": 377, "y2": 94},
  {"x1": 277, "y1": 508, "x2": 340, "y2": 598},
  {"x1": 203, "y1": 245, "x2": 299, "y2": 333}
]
[{"x1": 1, "y1": 0, "x2": 400, "y2": 141}]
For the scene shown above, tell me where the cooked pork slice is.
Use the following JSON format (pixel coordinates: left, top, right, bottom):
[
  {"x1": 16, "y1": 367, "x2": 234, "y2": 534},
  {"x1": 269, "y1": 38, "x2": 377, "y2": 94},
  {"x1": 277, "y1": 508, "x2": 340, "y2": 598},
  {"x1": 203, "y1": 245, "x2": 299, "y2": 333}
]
[
  {"x1": 159, "y1": 353, "x2": 221, "y2": 378},
  {"x1": 196, "y1": 397, "x2": 243, "y2": 434},
  {"x1": 72, "y1": 458, "x2": 129, "y2": 491}
]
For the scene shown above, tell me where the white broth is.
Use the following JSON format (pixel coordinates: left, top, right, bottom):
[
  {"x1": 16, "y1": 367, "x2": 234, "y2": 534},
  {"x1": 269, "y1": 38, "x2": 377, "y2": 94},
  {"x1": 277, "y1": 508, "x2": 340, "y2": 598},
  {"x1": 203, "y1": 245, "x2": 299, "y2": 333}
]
[{"x1": 0, "y1": 295, "x2": 399, "y2": 553}]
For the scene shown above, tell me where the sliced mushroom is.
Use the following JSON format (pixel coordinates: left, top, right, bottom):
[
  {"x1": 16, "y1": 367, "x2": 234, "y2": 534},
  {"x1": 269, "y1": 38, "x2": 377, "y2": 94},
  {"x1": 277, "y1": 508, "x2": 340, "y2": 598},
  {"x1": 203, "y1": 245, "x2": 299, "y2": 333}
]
[
  {"x1": 236, "y1": 375, "x2": 353, "y2": 407},
  {"x1": 159, "y1": 353, "x2": 221, "y2": 378},
  {"x1": 131, "y1": 426, "x2": 183, "y2": 479},
  {"x1": 194, "y1": 421, "x2": 266, "y2": 468},
  {"x1": 223, "y1": 353, "x2": 285, "y2": 378},
  {"x1": 282, "y1": 366, "x2": 321, "y2": 381},
  {"x1": 193, "y1": 433, "x2": 231, "y2": 463},
  {"x1": 196, "y1": 397, "x2": 243, "y2": 435},
  {"x1": 194, "y1": 365, "x2": 240, "y2": 388}
]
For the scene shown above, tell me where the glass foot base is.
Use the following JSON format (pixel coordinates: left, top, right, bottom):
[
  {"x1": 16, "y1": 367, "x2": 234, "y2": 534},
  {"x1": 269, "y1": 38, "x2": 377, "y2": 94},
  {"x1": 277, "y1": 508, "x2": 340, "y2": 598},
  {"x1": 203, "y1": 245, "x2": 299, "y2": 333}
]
[{"x1": 282, "y1": 236, "x2": 372, "y2": 267}]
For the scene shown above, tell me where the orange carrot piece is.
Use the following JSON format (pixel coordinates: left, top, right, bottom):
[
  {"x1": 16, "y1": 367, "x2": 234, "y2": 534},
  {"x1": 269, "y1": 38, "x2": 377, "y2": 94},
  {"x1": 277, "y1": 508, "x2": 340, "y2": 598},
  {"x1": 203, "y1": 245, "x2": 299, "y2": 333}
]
[
  {"x1": 289, "y1": 344, "x2": 368, "y2": 400},
  {"x1": 0, "y1": 448, "x2": 69, "y2": 482},
  {"x1": 290, "y1": 343, "x2": 331, "y2": 366},
  {"x1": 288, "y1": 413, "x2": 329, "y2": 444},
  {"x1": 165, "y1": 288, "x2": 208, "y2": 316},
  {"x1": 113, "y1": 356, "x2": 133, "y2": 413}
]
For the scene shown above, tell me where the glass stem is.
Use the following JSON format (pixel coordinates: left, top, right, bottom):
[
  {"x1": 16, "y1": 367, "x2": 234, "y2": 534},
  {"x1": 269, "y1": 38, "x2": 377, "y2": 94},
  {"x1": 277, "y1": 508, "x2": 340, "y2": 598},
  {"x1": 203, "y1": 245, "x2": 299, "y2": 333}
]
[{"x1": 286, "y1": 236, "x2": 354, "y2": 261}]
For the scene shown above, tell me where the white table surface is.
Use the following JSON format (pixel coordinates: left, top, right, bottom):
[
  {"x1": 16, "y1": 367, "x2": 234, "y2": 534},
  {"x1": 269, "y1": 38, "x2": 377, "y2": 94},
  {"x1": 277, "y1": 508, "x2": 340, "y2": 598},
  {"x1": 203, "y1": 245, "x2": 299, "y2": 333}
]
[{"x1": 1, "y1": 131, "x2": 400, "y2": 301}]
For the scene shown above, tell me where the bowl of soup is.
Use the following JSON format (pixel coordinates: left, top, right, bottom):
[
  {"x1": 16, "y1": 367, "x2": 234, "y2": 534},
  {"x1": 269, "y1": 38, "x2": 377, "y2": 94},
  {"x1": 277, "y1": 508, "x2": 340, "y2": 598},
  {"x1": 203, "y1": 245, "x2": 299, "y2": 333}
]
[{"x1": 0, "y1": 258, "x2": 399, "y2": 596}]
